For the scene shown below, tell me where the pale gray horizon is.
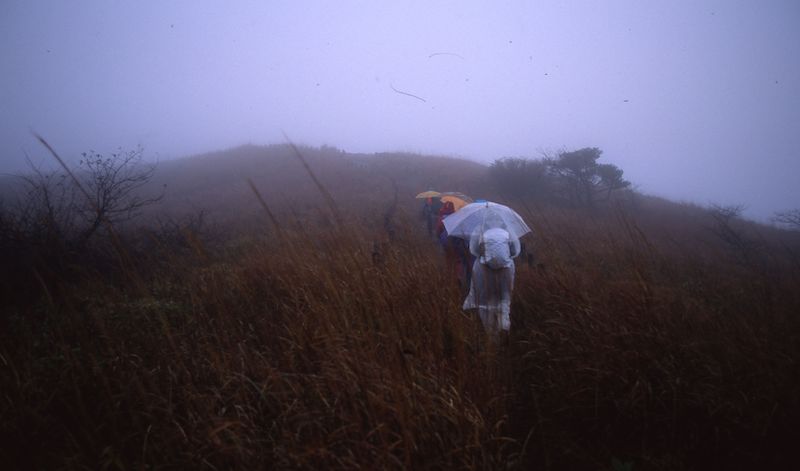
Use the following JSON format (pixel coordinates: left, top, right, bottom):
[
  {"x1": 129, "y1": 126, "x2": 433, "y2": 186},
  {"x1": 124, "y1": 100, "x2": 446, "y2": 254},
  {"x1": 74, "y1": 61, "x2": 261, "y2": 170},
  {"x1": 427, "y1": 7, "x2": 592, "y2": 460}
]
[{"x1": 1, "y1": 0, "x2": 798, "y2": 221}]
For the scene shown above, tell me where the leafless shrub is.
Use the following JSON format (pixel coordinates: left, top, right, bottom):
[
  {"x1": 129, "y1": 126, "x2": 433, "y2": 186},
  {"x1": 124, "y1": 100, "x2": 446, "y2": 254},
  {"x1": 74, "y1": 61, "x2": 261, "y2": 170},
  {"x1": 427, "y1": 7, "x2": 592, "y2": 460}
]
[
  {"x1": 4, "y1": 146, "x2": 163, "y2": 251},
  {"x1": 773, "y1": 209, "x2": 800, "y2": 230},
  {"x1": 74, "y1": 147, "x2": 164, "y2": 243},
  {"x1": 708, "y1": 204, "x2": 760, "y2": 262}
]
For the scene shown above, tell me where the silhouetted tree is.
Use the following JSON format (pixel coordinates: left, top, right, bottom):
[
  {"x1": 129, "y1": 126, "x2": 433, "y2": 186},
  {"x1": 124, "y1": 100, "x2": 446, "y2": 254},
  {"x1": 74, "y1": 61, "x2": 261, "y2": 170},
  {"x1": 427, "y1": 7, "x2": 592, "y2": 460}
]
[
  {"x1": 74, "y1": 147, "x2": 163, "y2": 244},
  {"x1": 546, "y1": 147, "x2": 629, "y2": 207}
]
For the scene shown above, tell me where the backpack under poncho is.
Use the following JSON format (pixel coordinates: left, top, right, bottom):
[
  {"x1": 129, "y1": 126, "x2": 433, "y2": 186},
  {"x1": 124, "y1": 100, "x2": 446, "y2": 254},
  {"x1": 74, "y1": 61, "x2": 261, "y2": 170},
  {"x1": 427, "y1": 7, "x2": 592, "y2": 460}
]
[{"x1": 480, "y1": 228, "x2": 513, "y2": 269}]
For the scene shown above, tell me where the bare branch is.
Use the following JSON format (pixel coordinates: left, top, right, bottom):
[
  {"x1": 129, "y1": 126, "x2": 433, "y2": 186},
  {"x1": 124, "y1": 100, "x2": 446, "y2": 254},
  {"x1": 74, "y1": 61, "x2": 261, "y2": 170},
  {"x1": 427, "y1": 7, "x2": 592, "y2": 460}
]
[{"x1": 773, "y1": 209, "x2": 800, "y2": 230}]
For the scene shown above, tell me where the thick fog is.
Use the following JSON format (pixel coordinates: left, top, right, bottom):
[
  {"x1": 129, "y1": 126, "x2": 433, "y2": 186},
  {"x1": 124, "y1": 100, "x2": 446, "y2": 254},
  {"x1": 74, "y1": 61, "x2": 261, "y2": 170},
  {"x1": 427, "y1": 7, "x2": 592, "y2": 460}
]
[{"x1": 1, "y1": 0, "x2": 798, "y2": 220}]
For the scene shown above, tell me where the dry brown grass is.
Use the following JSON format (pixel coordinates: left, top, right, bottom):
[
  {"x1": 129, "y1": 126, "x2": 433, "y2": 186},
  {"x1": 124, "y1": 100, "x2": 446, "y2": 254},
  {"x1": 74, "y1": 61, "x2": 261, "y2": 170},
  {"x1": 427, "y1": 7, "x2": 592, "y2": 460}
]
[
  {"x1": 1, "y1": 146, "x2": 799, "y2": 470},
  {"x1": 1, "y1": 224, "x2": 516, "y2": 469}
]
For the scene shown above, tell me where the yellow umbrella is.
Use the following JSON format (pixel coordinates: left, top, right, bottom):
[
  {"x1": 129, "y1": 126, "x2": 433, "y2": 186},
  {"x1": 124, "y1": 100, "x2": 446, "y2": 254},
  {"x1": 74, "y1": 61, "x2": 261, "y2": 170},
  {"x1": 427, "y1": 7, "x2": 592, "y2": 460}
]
[
  {"x1": 415, "y1": 190, "x2": 441, "y2": 199},
  {"x1": 440, "y1": 192, "x2": 473, "y2": 201},
  {"x1": 441, "y1": 194, "x2": 471, "y2": 211}
]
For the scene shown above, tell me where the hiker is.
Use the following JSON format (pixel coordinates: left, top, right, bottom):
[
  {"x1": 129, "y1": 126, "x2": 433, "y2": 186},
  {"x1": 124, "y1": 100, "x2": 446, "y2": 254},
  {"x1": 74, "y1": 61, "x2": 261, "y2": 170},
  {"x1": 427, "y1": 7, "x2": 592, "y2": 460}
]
[
  {"x1": 421, "y1": 197, "x2": 441, "y2": 236},
  {"x1": 435, "y1": 201, "x2": 463, "y2": 283},
  {"x1": 444, "y1": 235, "x2": 473, "y2": 292},
  {"x1": 435, "y1": 201, "x2": 456, "y2": 239},
  {"x1": 456, "y1": 237, "x2": 474, "y2": 290},
  {"x1": 462, "y1": 226, "x2": 520, "y2": 333}
]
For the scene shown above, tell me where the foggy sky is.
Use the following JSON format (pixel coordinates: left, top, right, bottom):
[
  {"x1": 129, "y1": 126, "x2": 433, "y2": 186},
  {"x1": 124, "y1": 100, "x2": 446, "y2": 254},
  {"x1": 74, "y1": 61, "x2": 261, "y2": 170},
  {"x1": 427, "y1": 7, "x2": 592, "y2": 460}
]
[{"x1": 2, "y1": 0, "x2": 798, "y2": 220}]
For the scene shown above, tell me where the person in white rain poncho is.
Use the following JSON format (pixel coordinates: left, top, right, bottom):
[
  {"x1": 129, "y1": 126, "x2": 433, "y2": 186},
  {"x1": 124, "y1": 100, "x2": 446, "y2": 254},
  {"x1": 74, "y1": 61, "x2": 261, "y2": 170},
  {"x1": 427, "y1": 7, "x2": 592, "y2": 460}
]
[
  {"x1": 462, "y1": 226, "x2": 521, "y2": 333},
  {"x1": 443, "y1": 201, "x2": 531, "y2": 333}
]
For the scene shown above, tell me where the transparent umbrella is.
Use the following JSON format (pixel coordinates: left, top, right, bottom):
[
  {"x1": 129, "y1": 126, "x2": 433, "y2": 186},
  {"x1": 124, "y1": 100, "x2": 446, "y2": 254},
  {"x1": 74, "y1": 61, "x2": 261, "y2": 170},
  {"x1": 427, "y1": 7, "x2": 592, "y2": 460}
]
[{"x1": 442, "y1": 201, "x2": 532, "y2": 240}]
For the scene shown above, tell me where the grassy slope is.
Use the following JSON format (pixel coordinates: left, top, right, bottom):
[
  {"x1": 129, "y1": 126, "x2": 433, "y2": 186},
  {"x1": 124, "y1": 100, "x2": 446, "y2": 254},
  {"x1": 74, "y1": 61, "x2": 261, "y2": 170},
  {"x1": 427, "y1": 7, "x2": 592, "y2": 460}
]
[
  {"x1": 142, "y1": 144, "x2": 488, "y2": 225},
  {"x1": 1, "y1": 145, "x2": 799, "y2": 470}
]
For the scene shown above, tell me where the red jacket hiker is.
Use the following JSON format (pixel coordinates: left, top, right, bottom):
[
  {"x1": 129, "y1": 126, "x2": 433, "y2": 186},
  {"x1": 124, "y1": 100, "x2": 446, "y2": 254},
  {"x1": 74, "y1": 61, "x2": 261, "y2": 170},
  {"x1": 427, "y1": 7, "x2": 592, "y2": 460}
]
[{"x1": 435, "y1": 201, "x2": 455, "y2": 238}]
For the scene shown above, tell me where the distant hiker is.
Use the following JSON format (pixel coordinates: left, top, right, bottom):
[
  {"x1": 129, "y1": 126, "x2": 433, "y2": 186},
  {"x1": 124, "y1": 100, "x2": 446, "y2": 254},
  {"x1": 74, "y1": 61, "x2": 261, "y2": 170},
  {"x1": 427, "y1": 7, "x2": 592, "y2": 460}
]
[
  {"x1": 421, "y1": 197, "x2": 432, "y2": 234},
  {"x1": 422, "y1": 197, "x2": 443, "y2": 237},
  {"x1": 435, "y1": 201, "x2": 470, "y2": 288},
  {"x1": 445, "y1": 236, "x2": 473, "y2": 292},
  {"x1": 435, "y1": 201, "x2": 456, "y2": 239},
  {"x1": 435, "y1": 201, "x2": 463, "y2": 282},
  {"x1": 462, "y1": 227, "x2": 520, "y2": 333}
]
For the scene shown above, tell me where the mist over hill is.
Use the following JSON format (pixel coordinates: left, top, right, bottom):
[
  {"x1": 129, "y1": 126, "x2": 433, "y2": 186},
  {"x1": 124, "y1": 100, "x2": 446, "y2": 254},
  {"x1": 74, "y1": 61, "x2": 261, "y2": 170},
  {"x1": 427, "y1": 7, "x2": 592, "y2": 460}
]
[
  {"x1": 149, "y1": 145, "x2": 484, "y2": 223},
  {"x1": 137, "y1": 144, "x2": 798, "y2": 242},
  {"x1": 3, "y1": 142, "x2": 798, "y2": 248}
]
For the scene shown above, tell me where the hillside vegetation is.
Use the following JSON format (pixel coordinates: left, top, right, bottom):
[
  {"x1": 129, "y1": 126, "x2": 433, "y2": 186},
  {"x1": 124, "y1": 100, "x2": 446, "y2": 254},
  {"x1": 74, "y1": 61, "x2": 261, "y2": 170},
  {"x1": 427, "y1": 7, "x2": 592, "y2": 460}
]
[{"x1": 1, "y1": 144, "x2": 799, "y2": 470}]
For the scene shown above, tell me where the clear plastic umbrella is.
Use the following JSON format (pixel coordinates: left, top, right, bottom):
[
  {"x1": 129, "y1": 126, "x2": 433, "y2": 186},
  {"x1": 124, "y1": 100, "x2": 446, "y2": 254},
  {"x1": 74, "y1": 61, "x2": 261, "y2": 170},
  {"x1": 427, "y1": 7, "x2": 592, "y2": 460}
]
[{"x1": 443, "y1": 201, "x2": 532, "y2": 240}]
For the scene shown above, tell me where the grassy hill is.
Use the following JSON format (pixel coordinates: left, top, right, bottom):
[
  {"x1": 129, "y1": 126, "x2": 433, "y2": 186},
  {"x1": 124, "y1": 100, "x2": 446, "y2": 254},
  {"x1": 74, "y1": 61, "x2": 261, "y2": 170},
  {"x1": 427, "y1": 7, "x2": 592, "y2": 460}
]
[
  {"x1": 143, "y1": 144, "x2": 487, "y2": 221},
  {"x1": 1, "y1": 144, "x2": 799, "y2": 470}
]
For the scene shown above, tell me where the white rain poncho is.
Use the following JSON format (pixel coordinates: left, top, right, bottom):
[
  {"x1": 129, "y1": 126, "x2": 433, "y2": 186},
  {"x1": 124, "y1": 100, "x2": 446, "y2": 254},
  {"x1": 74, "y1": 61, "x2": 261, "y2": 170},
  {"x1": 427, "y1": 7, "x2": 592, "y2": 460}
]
[{"x1": 462, "y1": 227, "x2": 520, "y2": 332}]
